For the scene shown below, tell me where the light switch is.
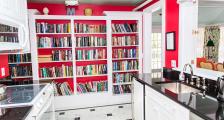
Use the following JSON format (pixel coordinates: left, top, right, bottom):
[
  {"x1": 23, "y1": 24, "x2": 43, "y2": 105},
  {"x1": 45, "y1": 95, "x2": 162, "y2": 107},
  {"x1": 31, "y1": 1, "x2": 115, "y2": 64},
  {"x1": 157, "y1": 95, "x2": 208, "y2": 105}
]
[
  {"x1": 1, "y1": 68, "x2": 5, "y2": 76},
  {"x1": 171, "y1": 60, "x2": 176, "y2": 68}
]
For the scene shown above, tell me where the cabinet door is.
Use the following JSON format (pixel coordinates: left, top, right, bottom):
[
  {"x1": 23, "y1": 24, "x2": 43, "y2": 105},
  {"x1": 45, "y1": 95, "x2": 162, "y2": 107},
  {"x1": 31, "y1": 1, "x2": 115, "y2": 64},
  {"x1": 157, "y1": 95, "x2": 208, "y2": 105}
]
[
  {"x1": 132, "y1": 78, "x2": 144, "y2": 120},
  {"x1": 0, "y1": 0, "x2": 20, "y2": 20}
]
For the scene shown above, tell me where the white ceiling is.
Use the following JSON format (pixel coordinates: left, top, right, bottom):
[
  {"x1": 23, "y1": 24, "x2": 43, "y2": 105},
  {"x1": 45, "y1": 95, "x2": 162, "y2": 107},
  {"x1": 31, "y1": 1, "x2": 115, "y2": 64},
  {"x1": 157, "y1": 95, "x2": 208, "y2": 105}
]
[{"x1": 28, "y1": 0, "x2": 145, "y2": 6}]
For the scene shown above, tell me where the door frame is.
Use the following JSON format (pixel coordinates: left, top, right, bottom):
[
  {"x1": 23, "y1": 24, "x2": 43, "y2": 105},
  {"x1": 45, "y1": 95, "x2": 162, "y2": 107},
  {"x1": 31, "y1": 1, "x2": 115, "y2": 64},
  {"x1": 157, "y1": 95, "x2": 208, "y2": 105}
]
[{"x1": 142, "y1": 0, "x2": 166, "y2": 73}]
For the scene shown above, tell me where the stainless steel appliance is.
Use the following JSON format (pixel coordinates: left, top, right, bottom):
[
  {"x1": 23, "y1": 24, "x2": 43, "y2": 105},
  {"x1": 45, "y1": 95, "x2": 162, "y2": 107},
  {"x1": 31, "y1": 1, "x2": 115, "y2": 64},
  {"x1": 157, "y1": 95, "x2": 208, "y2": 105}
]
[{"x1": 217, "y1": 75, "x2": 224, "y2": 102}]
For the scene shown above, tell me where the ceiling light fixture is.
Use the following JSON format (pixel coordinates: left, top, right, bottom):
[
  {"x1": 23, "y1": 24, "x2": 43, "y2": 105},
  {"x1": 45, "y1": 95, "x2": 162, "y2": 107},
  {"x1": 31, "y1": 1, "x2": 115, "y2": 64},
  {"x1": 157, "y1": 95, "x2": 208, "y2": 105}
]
[{"x1": 65, "y1": 0, "x2": 79, "y2": 6}]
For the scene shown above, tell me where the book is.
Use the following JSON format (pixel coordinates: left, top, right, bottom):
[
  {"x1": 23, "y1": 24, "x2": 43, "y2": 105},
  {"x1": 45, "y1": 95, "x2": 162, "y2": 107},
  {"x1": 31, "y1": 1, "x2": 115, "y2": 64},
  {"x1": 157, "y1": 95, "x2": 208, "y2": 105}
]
[
  {"x1": 76, "y1": 49, "x2": 106, "y2": 60},
  {"x1": 52, "y1": 50, "x2": 72, "y2": 61},
  {"x1": 74, "y1": 23, "x2": 106, "y2": 33},
  {"x1": 112, "y1": 23, "x2": 137, "y2": 33},
  {"x1": 77, "y1": 81, "x2": 108, "y2": 93},
  {"x1": 52, "y1": 82, "x2": 73, "y2": 96},
  {"x1": 112, "y1": 48, "x2": 138, "y2": 59},
  {"x1": 0, "y1": 35, "x2": 19, "y2": 43},
  {"x1": 76, "y1": 36, "x2": 106, "y2": 47},
  {"x1": 38, "y1": 36, "x2": 72, "y2": 48},
  {"x1": 8, "y1": 53, "x2": 31, "y2": 63},
  {"x1": 113, "y1": 60, "x2": 138, "y2": 71},
  {"x1": 113, "y1": 73, "x2": 133, "y2": 83},
  {"x1": 10, "y1": 65, "x2": 32, "y2": 77},
  {"x1": 0, "y1": 24, "x2": 18, "y2": 32},
  {"x1": 112, "y1": 36, "x2": 138, "y2": 46},
  {"x1": 36, "y1": 22, "x2": 71, "y2": 33},
  {"x1": 40, "y1": 64, "x2": 73, "y2": 78},
  {"x1": 113, "y1": 85, "x2": 131, "y2": 94},
  {"x1": 76, "y1": 64, "x2": 107, "y2": 76}
]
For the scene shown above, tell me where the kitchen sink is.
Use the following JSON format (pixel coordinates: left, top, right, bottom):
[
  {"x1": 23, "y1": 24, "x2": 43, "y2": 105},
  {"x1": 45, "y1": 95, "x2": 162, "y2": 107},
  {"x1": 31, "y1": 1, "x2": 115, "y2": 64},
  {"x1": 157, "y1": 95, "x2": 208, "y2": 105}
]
[{"x1": 156, "y1": 82, "x2": 201, "y2": 94}]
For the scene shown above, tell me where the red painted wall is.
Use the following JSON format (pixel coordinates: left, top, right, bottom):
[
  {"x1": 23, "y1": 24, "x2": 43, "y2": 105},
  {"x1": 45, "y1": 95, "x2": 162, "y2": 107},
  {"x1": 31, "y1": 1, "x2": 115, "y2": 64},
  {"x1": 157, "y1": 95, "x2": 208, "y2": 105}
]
[
  {"x1": 0, "y1": 55, "x2": 9, "y2": 78},
  {"x1": 28, "y1": 3, "x2": 135, "y2": 15},
  {"x1": 165, "y1": 0, "x2": 179, "y2": 68}
]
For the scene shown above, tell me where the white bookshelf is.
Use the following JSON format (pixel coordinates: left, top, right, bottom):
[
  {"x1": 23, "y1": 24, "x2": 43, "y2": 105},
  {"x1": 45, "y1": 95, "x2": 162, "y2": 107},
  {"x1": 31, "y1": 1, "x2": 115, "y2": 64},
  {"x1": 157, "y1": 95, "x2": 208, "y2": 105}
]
[{"x1": 29, "y1": 13, "x2": 142, "y2": 110}]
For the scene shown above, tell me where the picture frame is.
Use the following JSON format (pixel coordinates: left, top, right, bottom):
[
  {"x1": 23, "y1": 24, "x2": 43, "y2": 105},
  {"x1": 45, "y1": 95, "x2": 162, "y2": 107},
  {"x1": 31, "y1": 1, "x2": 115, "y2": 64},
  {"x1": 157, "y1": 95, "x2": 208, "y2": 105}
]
[{"x1": 166, "y1": 32, "x2": 175, "y2": 50}]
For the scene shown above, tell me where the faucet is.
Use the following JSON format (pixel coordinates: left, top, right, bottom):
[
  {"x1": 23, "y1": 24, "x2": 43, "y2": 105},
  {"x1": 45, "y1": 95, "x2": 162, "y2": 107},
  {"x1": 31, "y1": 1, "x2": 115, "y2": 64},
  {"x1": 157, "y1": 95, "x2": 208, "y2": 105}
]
[{"x1": 182, "y1": 64, "x2": 195, "y2": 84}]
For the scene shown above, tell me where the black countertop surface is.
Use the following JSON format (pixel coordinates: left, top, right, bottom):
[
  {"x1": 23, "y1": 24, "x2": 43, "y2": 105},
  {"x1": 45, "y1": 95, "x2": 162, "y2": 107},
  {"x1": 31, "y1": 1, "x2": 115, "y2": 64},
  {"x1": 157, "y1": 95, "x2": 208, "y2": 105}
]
[
  {"x1": 132, "y1": 73, "x2": 222, "y2": 120},
  {"x1": 0, "y1": 106, "x2": 32, "y2": 120}
]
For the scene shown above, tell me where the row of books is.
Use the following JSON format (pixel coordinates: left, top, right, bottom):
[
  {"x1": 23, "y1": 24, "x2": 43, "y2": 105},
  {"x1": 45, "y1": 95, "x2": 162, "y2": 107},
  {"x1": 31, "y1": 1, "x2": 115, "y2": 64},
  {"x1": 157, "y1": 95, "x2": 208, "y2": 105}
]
[
  {"x1": 112, "y1": 48, "x2": 138, "y2": 59},
  {"x1": 52, "y1": 50, "x2": 73, "y2": 61},
  {"x1": 36, "y1": 22, "x2": 71, "y2": 33},
  {"x1": 0, "y1": 35, "x2": 18, "y2": 43},
  {"x1": 74, "y1": 23, "x2": 106, "y2": 33},
  {"x1": 52, "y1": 82, "x2": 73, "y2": 96},
  {"x1": 40, "y1": 65, "x2": 73, "y2": 78},
  {"x1": 113, "y1": 60, "x2": 138, "y2": 71},
  {"x1": 76, "y1": 64, "x2": 107, "y2": 76},
  {"x1": 38, "y1": 36, "x2": 72, "y2": 48},
  {"x1": 112, "y1": 36, "x2": 138, "y2": 46},
  {"x1": 113, "y1": 85, "x2": 131, "y2": 94},
  {"x1": 76, "y1": 49, "x2": 106, "y2": 60},
  {"x1": 112, "y1": 23, "x2": 137, "y2": 33},
  {"x1": 113, "y1": 73, "x2": 133, "y2": 83},
  {"x1": 75, "y1": 36, "x2": 106, "y2": 47},
  {"x1": 0, "y1": 24, "x2": 18, "y2": 32},
  {"x1": 77, "y1": 81, "x2": 108, "y2": 93},
  {"x1": 8, "y1": 53, "x2": 31, "y2": 63},
  {"x1": 10, "y1": 66, "x2": 32, "y2": 77}
]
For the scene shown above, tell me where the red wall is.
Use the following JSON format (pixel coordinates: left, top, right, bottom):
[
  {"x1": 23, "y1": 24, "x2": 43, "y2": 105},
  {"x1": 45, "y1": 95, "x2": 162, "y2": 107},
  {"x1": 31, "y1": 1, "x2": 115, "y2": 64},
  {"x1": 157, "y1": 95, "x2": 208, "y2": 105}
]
[
  {"x1": 0, "y1": 55, "x2": 9, "y2": 78},
  {"x1": 165, "y1": 0, "x2": 179, "y2": 68},
  {"x1": 28, "y1": 3, "x2": 135, "y2": 15}
]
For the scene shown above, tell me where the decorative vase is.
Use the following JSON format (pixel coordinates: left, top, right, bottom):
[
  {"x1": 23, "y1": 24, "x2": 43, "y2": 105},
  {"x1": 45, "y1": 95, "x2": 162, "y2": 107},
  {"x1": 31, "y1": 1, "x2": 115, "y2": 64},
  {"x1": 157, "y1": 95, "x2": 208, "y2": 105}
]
[
  {"x1": 43, "y1": 7, "x2": 49, "y2": 15},
  {"x1": 84, "y1": 8, "x2": 93, "y2": 16}
]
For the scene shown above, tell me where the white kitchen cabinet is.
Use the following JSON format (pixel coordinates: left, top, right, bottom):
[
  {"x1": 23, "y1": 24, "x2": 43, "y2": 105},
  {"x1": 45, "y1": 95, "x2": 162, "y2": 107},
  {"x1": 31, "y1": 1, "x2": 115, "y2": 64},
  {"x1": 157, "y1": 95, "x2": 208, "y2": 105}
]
[
  {"x1": 145, "y1": 86, "x2": 190, "y2": 120},
  {"x1": 132, "y1": 78, "x2": 144, "y2": 120},
  {"x1": 0, "y1": 0, "x2": 29, "y2": 53}
]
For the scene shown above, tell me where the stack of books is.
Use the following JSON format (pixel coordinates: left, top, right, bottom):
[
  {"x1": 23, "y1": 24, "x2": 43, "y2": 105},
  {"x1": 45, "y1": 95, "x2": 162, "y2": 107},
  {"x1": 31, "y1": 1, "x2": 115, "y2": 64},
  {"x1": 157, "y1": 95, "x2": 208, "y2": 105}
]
[
  {"x1": 77, "y1": 81, "x2": 108, "y2": 93},
  {"x1": 113, "y1": 73, "x2": 133, "y2": 83},
  {"x1": 76, "y1": 36, "x2": 106, "y2": 47},
  {"x1": 112, "y1": 23, "x2": 137, "y2": 33},
  {"x1": 52, "y1": 82, "x2": 73, "y2": 96},
  {"x1": 113, "y1": 85, "x2": 131, "y2": 94},
  {"x1": 38, "y1": 36, "x2": 72, "y2": 48},
  {"x1": 8, "y1": 53, "x2": 31, "y2": 63},
  {"x1": 112, "y1": 36, "x2": 138, "y2": 46},
  {"x1": 36, "y1": 22, "x2": 71, "y2": 33},
  {"x1": 113, "y1": 60, "x2": 138, "y2": 71},
  {"x1": 40, "y1": 65, "x2": 73, "y2": 78},
  {"x1": 74, "y1": 23, "x2": 106, "y2": 33},
  {"x1": 76, "y1": 64, "x2": 107, "y2": 76},
  {"x1": 112, "y1": 48, "x2": 138, "y2": 59},
  {"x1": 76, "y1": 49, "x2": 106, "y2": 60},
  {"x1": 52, "y1": 50, "x2": 73, "y2": 61}
]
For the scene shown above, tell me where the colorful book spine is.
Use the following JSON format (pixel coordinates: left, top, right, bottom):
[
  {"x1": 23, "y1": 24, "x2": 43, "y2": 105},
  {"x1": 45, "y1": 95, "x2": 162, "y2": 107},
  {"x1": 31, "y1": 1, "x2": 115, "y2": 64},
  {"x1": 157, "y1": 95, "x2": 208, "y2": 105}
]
[
  {"x1": 0, "y1": 24, "x2": 18, "y2": 32},
  {"x1": 10, "y1": 66, "x2": 32, "y2": 77},
  {"x1": 0, "y1": 35, "x2": 18, "y2": 43},
  {"x1": 76, "y1": 49, "x2": 106, "y2": 60},
  {"x1": 77, "y1": 81, "x2": 108, "y2": 93},
  {"x1": 36, "y1": 22, "x2": 71, "y2": 33},
  {"x1": 113, "y1": 84, "x2": 131, "y2": 94},
  {"x1": 76, "y1": 36, "x2": 106, "y2": 47},
  {"x1": 38, "y1": 36, "x2": 72, "y2": 48},
  {"x1": 113, "y1": 73, "x2": 133, "y2": 83},
  {"x1": 8, "y1": 53, "x2": 31, "y2": 63},
  {"x1": 52, "y1": 50, "x2": 73, "y2": 61},
  {"x1": 113, "y1": 60, "x2": 138, "y2": 71},
  {"x1": 112, "y1": 36, "x2": 138, "y2": 46},
  {"x1": 52, "y1": 82, "x2": 73, "y2": 96},
  {"x1": 40, "y1": 65, "x2": 73, "y2": 78},
  {"x1": 112, "y1": 48, "x2": 138, "y2": 59},
  {"x1": 74, "y1": 23, "x2": 106, "y2": 33},
  {"x1": 112, "y1": 23, "x2": 137, "y2": 33},
  {"x1": 76, "y1": 64, "x2": 107, "y2": 76}
]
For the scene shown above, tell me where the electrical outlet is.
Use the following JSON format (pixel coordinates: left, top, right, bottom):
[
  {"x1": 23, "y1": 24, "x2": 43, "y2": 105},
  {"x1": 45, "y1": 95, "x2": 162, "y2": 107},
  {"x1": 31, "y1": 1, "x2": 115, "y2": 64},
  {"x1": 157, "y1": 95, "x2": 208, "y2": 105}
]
[{"x1": 1, "y1": 68, "x2": 5, "y2": 76}]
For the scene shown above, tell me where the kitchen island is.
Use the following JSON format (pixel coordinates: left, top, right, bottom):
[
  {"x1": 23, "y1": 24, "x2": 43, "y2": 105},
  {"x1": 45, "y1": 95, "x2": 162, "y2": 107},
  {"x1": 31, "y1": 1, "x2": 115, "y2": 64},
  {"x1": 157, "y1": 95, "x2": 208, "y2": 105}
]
[{"x1": 132, "y1": 73, "x2": 221, "y2": 120}]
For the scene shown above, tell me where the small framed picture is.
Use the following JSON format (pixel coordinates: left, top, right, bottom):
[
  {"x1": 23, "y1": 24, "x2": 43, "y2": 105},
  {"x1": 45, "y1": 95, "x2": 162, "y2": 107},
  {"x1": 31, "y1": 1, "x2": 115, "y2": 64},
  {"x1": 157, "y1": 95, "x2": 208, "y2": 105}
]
[{"x1": 166, "y1": 32, "x2": 175, "y2": 50}]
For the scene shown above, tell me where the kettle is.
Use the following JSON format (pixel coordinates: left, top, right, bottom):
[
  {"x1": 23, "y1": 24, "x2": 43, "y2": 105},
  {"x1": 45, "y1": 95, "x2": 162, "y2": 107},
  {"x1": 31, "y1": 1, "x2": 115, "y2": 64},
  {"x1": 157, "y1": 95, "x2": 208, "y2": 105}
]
[{"x1": 217, "y1": 76, "x2": 224, "y2": 102}]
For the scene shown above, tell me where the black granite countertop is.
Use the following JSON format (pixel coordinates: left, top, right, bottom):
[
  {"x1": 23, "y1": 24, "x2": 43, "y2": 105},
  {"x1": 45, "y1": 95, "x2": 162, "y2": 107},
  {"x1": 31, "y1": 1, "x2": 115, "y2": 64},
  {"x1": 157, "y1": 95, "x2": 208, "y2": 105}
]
[
  {"x1": 132, "y1": 73, "x2": 222, "y2": 120},
  {"x1": 0, "y1": 106, "x2": 32, "y2": 120}
]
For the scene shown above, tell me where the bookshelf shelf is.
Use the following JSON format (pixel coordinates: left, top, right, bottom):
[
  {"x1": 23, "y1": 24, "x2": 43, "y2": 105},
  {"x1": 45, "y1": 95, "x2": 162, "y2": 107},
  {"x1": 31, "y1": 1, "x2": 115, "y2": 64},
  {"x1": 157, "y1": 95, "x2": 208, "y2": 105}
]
[
  {"x1": 76, "y1": 59, "x2": 107, "y2": 62},
  {"x1": 11, "y1": 76, "x2": 33, "y2": 79},
  {"x1": 76, "y1": 74, "x2": 108, "y2": 78},
  {"x1": 39, "y1": 60, "x2": 73, "y2": 63},
  {"x1": 9, "y1": 62, "x2": 32, "y2": 64},
  {"x1": 39, "y1": 76, "x2": 73, "y2": 80},
  {"x1": 113, "y1": 82, "x2": 132, "y2": 85}
]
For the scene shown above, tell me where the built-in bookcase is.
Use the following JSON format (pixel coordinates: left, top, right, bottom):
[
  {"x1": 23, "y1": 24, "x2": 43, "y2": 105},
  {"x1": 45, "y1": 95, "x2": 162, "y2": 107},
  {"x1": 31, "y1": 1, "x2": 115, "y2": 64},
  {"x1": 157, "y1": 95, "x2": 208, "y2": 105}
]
[
  {"x1": 111, "y1": 20, "x2": 140, "y2": 95},
  {"x1": 8, "y1": 53, "x2": 33, "y2": 84},
  {"x1": 30, "y1": 13, "x2": 142, "y2": 107}
]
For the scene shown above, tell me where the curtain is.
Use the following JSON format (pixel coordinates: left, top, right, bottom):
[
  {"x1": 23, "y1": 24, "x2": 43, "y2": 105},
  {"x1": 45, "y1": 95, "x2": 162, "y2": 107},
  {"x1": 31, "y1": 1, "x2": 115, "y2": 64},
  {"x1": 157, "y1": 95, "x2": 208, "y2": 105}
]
[{"x1": 203, "y1": 26, "x2": 220, "y2": 62}]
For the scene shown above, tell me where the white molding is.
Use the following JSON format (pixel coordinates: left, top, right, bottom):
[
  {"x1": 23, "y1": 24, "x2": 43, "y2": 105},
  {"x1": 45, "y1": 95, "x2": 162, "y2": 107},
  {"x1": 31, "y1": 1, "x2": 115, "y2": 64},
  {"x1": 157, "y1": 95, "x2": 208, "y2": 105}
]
[{"x1": 133, "y1": 0, "x2": 153, "y2": 11}]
